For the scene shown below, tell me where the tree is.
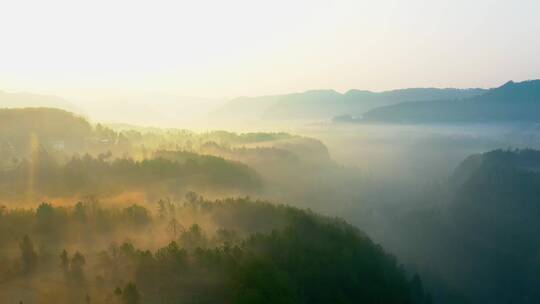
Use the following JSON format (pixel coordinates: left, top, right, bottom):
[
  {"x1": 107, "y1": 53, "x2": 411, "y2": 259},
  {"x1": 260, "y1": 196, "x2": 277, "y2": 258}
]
[
  {"x1": 185, "y1": 191, "x2": 200, "y2": 205},
  {"x1": 167, "y1": 217, "x2": 183, "y2": 240},
  {"x1": 167, "y1": 198, "x2": 176, "y2": 217},
  {"x1": 60, "y1": 249, "x2": 69, "y2": 273},
  {"x1": 114, "y1": 286, "x2": 122, "y2": 296},
  {"x1": 19, "y1": 235, "x2": 38, "y2": 274},
  {"x1": 74, "y1": 202, "x2": 87, "y2": 222},
  {"x1": 36, "y1": 202, "x2": 55, "y2": 229},
  {"x1": 123, "y1": 204, "x2": 151, "y2": 226},
  {"x1": 180, "y1": 224, "x2": 207, "y2": 250},
  {"x1": 71, "y1": 251, "x2": 86, "y2": 281},
  {"x1": 157, "y1": 199, "x2": 167, "y2": 219},
  {"x1": 410, "y1": 274, "x2": 431, "y2": 304},
  {"x1": 122, "y1": 282, "x2": 140, "y2": 304}
]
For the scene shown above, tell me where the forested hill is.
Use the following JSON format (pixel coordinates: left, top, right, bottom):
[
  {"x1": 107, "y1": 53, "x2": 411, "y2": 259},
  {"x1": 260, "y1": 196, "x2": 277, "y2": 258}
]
[
  {"x1": 441, "y1": 149, "x2": 540, "y2": 303},
  {"x1": 0, "y1": 150, "x2": 263, "y2": 202},
  {"x1": 0, "y1": 197, "x2": 432, "y2": 304},
  {"x1": 451, "y1": 148, "x2": 540, "y2": 186},
  {"x1": 0, "y1": 107, "x2": 346, "y2": 206},
  {"x1": 378, "y1": 149, "x2": 540, "y2": 304},
  {"x1": 358, "y1": 80, "x2": 540, "y2": 123},
  {"x1": 0, "y1": 108, "x2": 93, "y2": 153},
  {"x1": 213, "y1": 87, "x2": 484, "y2": 121}
]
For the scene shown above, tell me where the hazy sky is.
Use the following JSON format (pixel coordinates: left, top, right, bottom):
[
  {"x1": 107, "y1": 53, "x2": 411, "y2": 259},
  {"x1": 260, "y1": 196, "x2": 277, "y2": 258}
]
[{"x1": 1, "y1": 0, "x2": 540, "y2": 100}]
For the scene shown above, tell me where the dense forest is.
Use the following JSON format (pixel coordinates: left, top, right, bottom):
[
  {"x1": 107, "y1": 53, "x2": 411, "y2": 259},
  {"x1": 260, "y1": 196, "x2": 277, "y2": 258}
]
[
  {"x1": 0, "y1": 196, "x2": 432, "y2": 304},
  {"x1": 0, "y1": 149, "x2": 262, "y2": 202}
]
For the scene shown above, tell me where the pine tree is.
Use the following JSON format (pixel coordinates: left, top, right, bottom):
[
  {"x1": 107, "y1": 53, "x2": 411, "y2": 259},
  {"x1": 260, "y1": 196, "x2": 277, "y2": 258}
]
[
  {"x1": 19, "y1": 235, "x2": 37, "y2": 274},
  {"x1": 60, "y1": 249, "x2": 69, "y2": 273},
  {"x1": 122, "y1": 282, "x2": 140, "y2": 304}
]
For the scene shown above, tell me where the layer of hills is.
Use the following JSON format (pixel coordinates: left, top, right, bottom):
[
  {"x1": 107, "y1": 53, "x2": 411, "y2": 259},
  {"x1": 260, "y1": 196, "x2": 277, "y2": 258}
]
[
  {"x1": 0, "y1": 107, "x2": 362, "y2": 212},
  {"x1": 213, "y1": 88, "x2": 485, "y2": 121},
  {"x1": 5, "y1": 80, "x2": 540, "y2": 125},
  {"x1": 338, "y1": 80, "x2": 540, "y2": 123},
  {"x1": 6, "y1": 106, "x2": 540, "y2": 303},
  {"x1": 3, "y1": 107, "x2": 540, "y2": 303},
  {"x1": 0, "y1": 107, "x2": 434, "y2": 303}
]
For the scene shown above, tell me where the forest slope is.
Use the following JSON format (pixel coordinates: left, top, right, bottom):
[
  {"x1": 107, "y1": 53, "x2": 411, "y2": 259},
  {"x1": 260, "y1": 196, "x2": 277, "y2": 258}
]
[{"x1": 0, "y1": 197, "x2": 431, "y2": 304}]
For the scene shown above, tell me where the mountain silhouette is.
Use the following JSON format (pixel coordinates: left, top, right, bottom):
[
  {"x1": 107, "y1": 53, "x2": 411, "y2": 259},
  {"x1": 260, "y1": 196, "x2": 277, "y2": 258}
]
[
  {"x1": 214, "y1": 88, "x2": 485, "y2": 121},
  {"x1": 358, "y1": 80, "x2": 540, "y2": 123}
]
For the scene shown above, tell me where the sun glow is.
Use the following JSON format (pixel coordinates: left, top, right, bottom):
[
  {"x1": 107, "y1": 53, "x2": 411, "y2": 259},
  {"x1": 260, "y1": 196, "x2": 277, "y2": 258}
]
[{"x1": 1, "y1": 0, "x2": 539, "y2": 102}]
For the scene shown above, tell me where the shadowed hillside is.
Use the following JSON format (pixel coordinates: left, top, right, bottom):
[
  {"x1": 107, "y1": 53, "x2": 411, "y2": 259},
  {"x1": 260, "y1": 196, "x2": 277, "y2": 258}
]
[{"x1": 372, "y1": 149, "x2": 540, "y2": 304}]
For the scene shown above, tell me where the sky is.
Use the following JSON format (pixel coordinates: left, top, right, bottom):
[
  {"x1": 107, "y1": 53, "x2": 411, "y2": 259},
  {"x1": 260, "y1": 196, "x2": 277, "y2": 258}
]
[{"x1": 1, "y1": 0, "x2": 540, "y2": 103}]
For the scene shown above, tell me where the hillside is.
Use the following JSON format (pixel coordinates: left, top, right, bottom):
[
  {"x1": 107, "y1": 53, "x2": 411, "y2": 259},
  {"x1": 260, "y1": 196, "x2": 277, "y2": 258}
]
[
  {"x1": 0, "y1": 197, "x2": 431, "y2": 304},
  {"x1": 0, "y1": 107, "x2": 360, "y2": 212},
  {"x1": 214, "y1": 88, "x2": 485, "y2": 121},
  {"x1": 359, "y1": 80, "x2": 540, "y2": 123},
  {"x1": 391, "y1": 149, "x2": 540, "y2": 304},
  {"x1": 444, "y1": 149, "x2": 540, "y2": 303},
  {"x1": 0, "y1": 90, "x2": 82, "y2": 113},
  {"x1": 0, "y1": 108, "x2": 93, "y2": 155},
  {"x1": 0, "y1": 150, "x2": 263, "y2": 202}
]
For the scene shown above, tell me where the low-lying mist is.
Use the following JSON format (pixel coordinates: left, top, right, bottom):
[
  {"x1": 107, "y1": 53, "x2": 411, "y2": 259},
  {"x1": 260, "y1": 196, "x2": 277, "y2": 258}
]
[{"x1": 299, "y1": 122, "x2": 540, "y2": 181}]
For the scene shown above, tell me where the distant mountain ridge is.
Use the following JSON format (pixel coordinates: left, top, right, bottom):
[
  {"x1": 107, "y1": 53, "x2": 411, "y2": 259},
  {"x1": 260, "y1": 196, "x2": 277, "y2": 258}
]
[
  {"x1": 0, "y1": 90, "x2": 83, "y2": 114},
  {"x1": 356, "y1": 80, "x2": 540, "y2": 123},
  {"x1": 213, "y1": 87, "x2": 485, "y2": 121}
]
